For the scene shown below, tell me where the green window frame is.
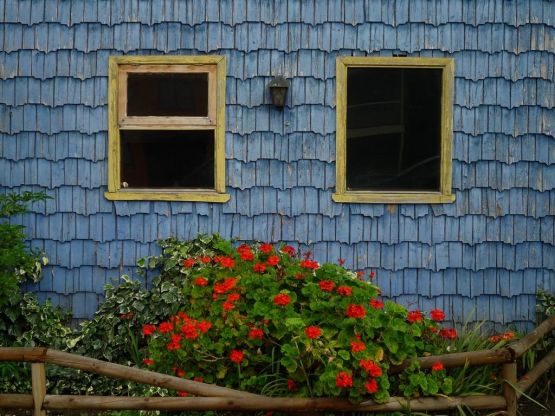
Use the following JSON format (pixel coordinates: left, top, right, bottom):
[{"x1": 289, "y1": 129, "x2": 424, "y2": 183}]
[
  {"x1": 105, "y1": 55, "x2": 229, "y2": 202},
  {"x1": 333, "y1": 57, "x2": 455, "y2": 204}
]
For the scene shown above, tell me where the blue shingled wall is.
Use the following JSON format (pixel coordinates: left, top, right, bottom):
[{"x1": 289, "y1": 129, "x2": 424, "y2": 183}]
[{"x1": 1, "y1": 0, "x2": 554, "y2": 329}]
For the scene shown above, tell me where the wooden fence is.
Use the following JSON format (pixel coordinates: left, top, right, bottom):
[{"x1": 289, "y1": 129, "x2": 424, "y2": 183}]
[{"x1": 1, "y1": 314, "x2": 555, "y2": 415}]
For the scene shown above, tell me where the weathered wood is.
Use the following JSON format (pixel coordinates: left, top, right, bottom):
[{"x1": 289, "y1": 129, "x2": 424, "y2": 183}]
[
  {"x1": 0, "y1": 394, "x2": 34, "y2": 409},
  {"x1": 0, "y1": 347, "x2": 46, "y2": 362},
  {"x1": 509, "y1": 314, "x2": 555, "y2": 358},
  {"x1": 31, "y1": 363, "x2": 46, "y2": 416},
  {"x1": 517, "y1": 347, "x2": 555, "y2": 395},
  {"x1": 501, "y1": 362, "x2": 517, "y2": 416},
  {"x1": 389, "y1": 347, "x2": 514, "y2": 374},
  {"x1": 44, "y1": 349, "x2": 258, "y2": 398},
  {"x1": 41, "y1": 394, "x2": 506, "y2": 412}
]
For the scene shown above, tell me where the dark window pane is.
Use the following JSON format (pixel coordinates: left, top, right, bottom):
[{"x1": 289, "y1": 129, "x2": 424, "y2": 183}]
[
  {"x1": 346, "y1": 67, "x2": 442, "y2": 191},
  {"x1": 127, "y1": 73, "x2": 208, "y2": 117},
  {"x1": 121, "y1": 130, "x2": 214, "y2": 188}
]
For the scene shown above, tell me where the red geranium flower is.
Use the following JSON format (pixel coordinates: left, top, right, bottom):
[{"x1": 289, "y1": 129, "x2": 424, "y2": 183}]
[
  {"x1": 253, "y1": 262, "x2": 266, "y2": 273},
  {"x1": 337, "y1": 286, "x2": 352, "y2": 296},
  {"x1": 300, "y1": 259, "x2": 319, "y2": 270},
  {"x1": 359, "y1": 359, "x2": 382, "y2": 377},
  {"x1": 338, "y1": 258, "x2": 346, "y2": 265},
  {"x1": 407, "y1": 310, "x2": 423, "y2": 323},
  {"x1": 176, "y1": 368, "x2": 185, "y2": 377},
  {"x1": 227, "y1": 293, "x2": 240, "y2": 302},
  {"x1": 142, "y1": 324, "x2": 156, "y2": 336},
  {"x1": 199, "y1": 255, "x2": 211, "y2": 264},
  {"x1": 229, "y1": 349, "x2": 244, "y2": 364},
  {"x1": 177, "y1": 391, "x2": 188, "y2": 397},
  {"x1": 369, "y1": 271, "x2": 376, "y2": 280},
  {"x1": 183, "y1": 258, "x2": 195, "y2": 268},
  {"x1": 346, "y1": 304, "x2": 367, "y2": 319},
  {"x1": 267, "y1": 255, "x2": 280, "y2": 266},
  {"x1": 430, "y1": 308, "x2": 445, "y2": 321},
  {"x1": 351, "y1": 340, "x2": 366, "y2": 352},
  {"x1": 273, "y1": 293, "x2": 291, "y2": 306},
  {"x1": 369, "y1": 299, "x2": 384, "y2": 309},
  {"x1": 180, "y1": 324, "x2": 198, "y2": 340},
  {"x1": 214, "y1": 277, "x2": 238, "y2": 294},
  {"x1": 193, "y1": 376, "x2": 204, "y2": 383},
  {"x1": 159, "y1": 321, "x2": 174, "y2": 333},
  {"x1": 502, "y1": 331, "x2": 515, "y2": 341},
  {"x1": 356, "y1": 271, "x2": 365, "y2": 278},
  {"x1": 143, "y1": 358, "x2": 155, "y2": 366},
  {"x1": 260, "y1": 243, "x2": 273, "y2": 253},
  {"x1": 196, "y1": 320, "x2": 212, "y2": 333},
  {"x1": 294, "y1": 273, "x2": 304, "y2": 280},
  {"x1": 237, "y1": 243, "x2": 251, "y2": 253},
  {"x1": 281, "y1": 245, "x2": 295, "y2": 256},
  {"x1": 439, "y1": 328, "x2": 457, "y2": 340},
  {"x1": 194, "y1": 277, "x2": 208, "y2": 286},
  {"x1": 305, "y1": 326, "x2": 322, "y2": 339},
  {"x1": 248, "y1": 328, "x2": 264, "y2": 340},
  {"x1": 287, "y1": 379, "x2": 297, "y2": 391},
  {"x1": 335, "y1": 372, "x2": 353, "y2": 388},
  {"x1": 319, "y1": 280, "x2": 335, "y2": 292},
  {"x1": 431, "y1": 361, "x2": 444, "y2": 372},
  {"x1": 365, "y1": 378, "x2": 379, "y2": 393},
  {"x1": 223, "y1": 301, "x2": 235, "y2": 311},
  {"x1": 217, "y1": 256, "x2": 235, "y2": 268},
  {"x1": 240, "y1": 250, "x2": 254, "y2": 261}
]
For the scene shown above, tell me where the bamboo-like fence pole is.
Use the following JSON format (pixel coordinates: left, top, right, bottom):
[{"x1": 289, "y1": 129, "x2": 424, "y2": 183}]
[
  {"x1": 0, "y1": 394, "x2": 34, "y2": 408},
  {"x1": 509, "y1": 314, "x2": 555, "y2": 358},
  {"x1": 517, "y1": 347, "x2": 555, "y2": 395},
  {"x1": 501, "y1": 363, "x2": 517, "y2": 416},
  {"x1": 389, "y1": 348, "x2": 514, "y2": 374},
  {"x1": 37, "y1": 394, "x2": 506, "y2": 412},
  {"x1": 31, "y1": 363, "x2": 46, "y2": 416}
]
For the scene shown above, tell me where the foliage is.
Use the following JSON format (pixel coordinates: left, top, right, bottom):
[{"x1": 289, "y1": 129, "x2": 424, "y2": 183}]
[{"x1": 142, "y1": 238, "x2": 457, "y2": 402}]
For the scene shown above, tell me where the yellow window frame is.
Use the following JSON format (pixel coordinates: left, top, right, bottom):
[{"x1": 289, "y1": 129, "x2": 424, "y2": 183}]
[
  {"x1": 333, "y1": 57, "x2": 455, "y2": 204},
  {"x1": 105, "y1": 55, "x2": 229, "y2": 202}
]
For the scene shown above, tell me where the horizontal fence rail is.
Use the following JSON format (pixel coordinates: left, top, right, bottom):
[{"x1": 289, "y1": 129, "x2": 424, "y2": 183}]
[{"x1": 1, "y1": 313, "x2": 554, "y2": 415}]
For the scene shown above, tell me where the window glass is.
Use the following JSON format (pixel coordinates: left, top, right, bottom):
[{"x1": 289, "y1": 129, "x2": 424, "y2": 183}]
[
  {"x1": 127, "y1": 73, "x2": 209, "y2": 117},
  {"x1": 346, "y1": 67, "x2": 442, "y2": 191},
  {"x1": 121, "y1": 130, "x2": 214, "y2": 188}
]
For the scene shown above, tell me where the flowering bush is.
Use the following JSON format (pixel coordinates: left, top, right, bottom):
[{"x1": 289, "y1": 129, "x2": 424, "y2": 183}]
[{"x1": 142, "y1": 239, "x2": 456, "y2": 402}]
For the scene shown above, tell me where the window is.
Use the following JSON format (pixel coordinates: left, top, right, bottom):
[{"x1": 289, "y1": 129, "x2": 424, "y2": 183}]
[
  {"x1": 333, "y1": 57, "x2": 455, "y2": 204},
  {"x1": 105, "y1": 56, "x2": 228, "y2": 202}
]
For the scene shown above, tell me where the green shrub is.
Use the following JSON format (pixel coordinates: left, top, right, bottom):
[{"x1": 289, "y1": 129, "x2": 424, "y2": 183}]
[{"x1": 141, "y1": 238, "x2": 457, "y2": 402}]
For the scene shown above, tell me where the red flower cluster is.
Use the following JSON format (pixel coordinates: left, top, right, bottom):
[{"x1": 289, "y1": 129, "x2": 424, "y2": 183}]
[
  {"x1": 183, "y1": 258, "x2": 196, "y2": 268},
  {"x1": 319, "y1": 280, "x2": 335, "y2": 292},
  {"x1": 273, "y1": 293, "x2": 291, "y2": 306},
  {"x1": 287, "y1": 379, "x2": 297, "y2": 391},
  {"x1": 346, "y1": 304, "x2": 367, "y2": 319},
  {"x1": 336, "y1": 286, "x2": 352, "y2": 296},
  {"x1": 229, "y1": 349, "x2": 244, "y2": 364},
  {"x1": 489, "y1": 331, "x2": 515, "y2": 343},
  {"x1": 280, "y1": 245, "x2": 295, "y2": 256},
  {"x1": 177, "y1": 391, "x2": 189, "y2": 397},
  {"x1": 253, "y1": 262, "x2": 266, "y2": 273},
  {"x1": 430, "y1": 308, "x2": 445, "y2": 321},
  {"x1": 260, "y1": 243, "x2": 273, "y2": 253},
  {"x1": 194, "y1": 276, "x2": 208, "y2": 286},
  {"x1": 335, "y1": 371, "x2": 353, "y2": 388},
  {"x1": 214, "y1": 256, "x2": 235, "y2": 268},
  {"x1": 407, "y1": 310, "x2": 423, "y2": 323},
  {"x1": 365, "y1": 378, "x2": 379, "y2": 393},
  {"x1": 369, "y1": 299, "x2": 384, "y2": 309},
  {"x1": 359, "y1": 359, "x2": 382, "y2": 377},
  {"x1": 267, "y1": 255, "x2": 280, "y2": 266},
  {"x1": 159, "y1": 321, "x2": 174, "y2": 333},
  {"x1": 142, "y1": 324, "x2": 156, "y2": 336},
  {"x1": 248, "y1": 328, "x2": 264, "y2": 340},
  {"x1": 214, "y1": 277, "x2": 238, "y2": 295},
  {"x1": 143, "y1": 358, "x2": 155, "y2": 366},
  {"x1": 300, "y1": 259, "x2": 319, "y2": 270},
  {"x1": 439, "y1": 328, "x2": 457, "y2": 340},
  {"x1": 167, "y1": 333, "x2": 182, "y2": 351},
  {"x1": 369, "y1": 271, "x2": 376, "y2": 280},
  {"x1": 351, "y1": 340, "x2": 366, "y2": 352},
  {"x1": 305, "y1": 326, "x2": 322, "y2": 339},
  {"x1": 237, "y1": 244, "x2": 254, "y2": 261},
  {"x1": 199, "y1": 255, "x2": 211, "y2": 264},
  {"x1": 431, "y1": 361, "x2": 444, "y2": 372}
]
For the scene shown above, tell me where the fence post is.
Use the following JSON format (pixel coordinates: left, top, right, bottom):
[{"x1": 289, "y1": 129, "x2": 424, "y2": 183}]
[
  {"x1": 31, "y1": 363, "x2": 46, "y2": 416},
  {"x1": 501, "y1": 362, "x2": 517, "y2": 416}
]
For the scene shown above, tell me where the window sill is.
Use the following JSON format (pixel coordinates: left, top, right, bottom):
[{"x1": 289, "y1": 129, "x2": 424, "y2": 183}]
[
  {"x1": 332, "y1": 192, "x2": 455, "y2": 204},
  {"x1": 104, "y1": 189, "x2": 230, "y2": 202}
]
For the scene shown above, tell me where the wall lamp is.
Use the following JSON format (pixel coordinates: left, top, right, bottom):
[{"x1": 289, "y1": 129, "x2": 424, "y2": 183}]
[{"x1": 268, "y1": 76, "x2": 290, "y2": 109}]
